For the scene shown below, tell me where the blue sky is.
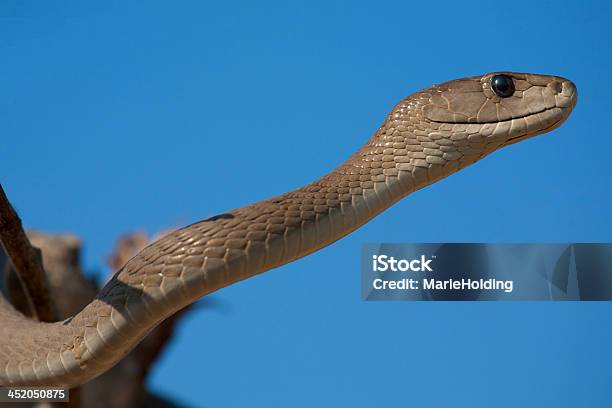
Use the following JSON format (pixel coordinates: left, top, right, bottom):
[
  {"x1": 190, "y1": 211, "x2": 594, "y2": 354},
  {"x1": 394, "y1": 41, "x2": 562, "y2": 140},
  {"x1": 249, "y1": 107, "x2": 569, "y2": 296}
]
[{"x1": 1, "y1": 1, "x2": 611, "y2": 406}]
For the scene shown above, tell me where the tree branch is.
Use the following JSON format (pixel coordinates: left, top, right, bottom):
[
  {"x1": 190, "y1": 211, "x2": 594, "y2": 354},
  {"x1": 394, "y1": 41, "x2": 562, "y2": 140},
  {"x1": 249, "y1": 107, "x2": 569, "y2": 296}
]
[{"x1": 0, "y1": 184, "x2": 56, "y2": 322}]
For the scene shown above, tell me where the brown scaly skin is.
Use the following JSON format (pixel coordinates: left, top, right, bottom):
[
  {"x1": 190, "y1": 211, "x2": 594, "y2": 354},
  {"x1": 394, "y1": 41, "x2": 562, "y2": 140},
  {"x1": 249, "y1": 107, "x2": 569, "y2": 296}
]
[{"x1": 0, "y1": 72, "x2": 577, "y2": 387}]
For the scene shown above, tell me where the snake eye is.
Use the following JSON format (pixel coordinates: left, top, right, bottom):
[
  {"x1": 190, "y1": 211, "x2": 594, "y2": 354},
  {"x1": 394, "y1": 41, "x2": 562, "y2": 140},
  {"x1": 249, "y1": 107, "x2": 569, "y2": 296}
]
[{"x1": 491, "y1": 75, "x2": 515, "y2": 98}]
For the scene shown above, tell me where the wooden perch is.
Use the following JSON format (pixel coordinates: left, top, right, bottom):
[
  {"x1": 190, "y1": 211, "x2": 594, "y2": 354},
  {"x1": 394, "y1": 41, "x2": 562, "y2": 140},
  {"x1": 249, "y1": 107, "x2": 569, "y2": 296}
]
[
  {"x1": 0, "y1": 184, "x2": 56, "y2": 322},
  {"x1": 0, "y1": 194, "x2": 192, "y2": 406}
]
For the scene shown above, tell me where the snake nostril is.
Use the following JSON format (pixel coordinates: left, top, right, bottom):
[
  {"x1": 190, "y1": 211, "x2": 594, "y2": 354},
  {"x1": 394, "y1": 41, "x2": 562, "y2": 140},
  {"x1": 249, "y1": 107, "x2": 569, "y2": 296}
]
[
  {"x1": 548, "y1": 80, "x2": 563, "y2": 95},
  {"x1": 562, "y1": 80, "x2": 577, "y2": 97}
]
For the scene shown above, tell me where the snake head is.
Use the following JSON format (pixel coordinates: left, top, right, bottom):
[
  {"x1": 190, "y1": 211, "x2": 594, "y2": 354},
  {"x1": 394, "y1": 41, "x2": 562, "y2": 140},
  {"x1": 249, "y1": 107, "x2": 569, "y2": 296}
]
[{"x1": 418, "y1": 72, "x2": 577, "y2": 153}]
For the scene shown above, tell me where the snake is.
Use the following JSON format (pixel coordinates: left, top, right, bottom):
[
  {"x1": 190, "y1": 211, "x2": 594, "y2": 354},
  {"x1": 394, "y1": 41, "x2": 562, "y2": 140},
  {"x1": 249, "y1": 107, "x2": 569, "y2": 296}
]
[{"x1": 0, "y1": 72, "x2": 577, "y2": 387}]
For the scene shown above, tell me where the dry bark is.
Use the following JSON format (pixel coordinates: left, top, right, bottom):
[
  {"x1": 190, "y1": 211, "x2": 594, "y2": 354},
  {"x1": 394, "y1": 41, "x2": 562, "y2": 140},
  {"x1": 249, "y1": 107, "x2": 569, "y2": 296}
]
[{"x1": 0, "y1": 185, "x2": 56, "y2": 321}]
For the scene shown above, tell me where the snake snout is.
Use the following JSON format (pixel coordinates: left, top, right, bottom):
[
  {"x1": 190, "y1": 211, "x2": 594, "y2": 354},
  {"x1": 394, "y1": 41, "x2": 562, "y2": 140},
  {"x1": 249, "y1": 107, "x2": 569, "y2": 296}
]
[
  {"x1": 562, "y1": 79, "x2": 578, "y2": 108},
  {"x1": 553, "y1": 77, "x2": 577, "y2": 106},
  {"x1": 560, "y1": 78, "x2": 577, "y2": 97}
]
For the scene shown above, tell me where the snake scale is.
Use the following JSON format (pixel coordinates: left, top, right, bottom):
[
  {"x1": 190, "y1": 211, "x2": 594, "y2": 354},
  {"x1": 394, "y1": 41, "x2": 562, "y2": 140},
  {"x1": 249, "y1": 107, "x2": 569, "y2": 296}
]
[{"x1": 0, "y1": 72, "x2": 577, "y2": 387}]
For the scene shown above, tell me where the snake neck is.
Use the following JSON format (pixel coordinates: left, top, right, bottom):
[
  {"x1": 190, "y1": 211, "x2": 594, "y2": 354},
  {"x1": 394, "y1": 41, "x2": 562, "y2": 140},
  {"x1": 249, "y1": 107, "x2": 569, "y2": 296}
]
[
  {"x1": 115, "y1": 118, "x2": 453, "y2": 301},
  {"x1": 222, "y1": 136, "x2": 442, "y2": 279}
]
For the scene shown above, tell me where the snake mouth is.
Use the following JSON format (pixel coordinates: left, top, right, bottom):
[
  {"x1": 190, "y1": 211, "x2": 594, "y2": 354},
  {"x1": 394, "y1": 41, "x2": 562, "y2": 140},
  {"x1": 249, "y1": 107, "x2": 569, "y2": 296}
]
[
  {"x1": 429, "y1": 105, "x2": 557, "y2": 125},
  {"x1": 429, "y1": 98, "x2": 575, "y2": 148},
  {"x1": 502, "y1": 103, "x2": 576, "y2": 147},
  {"x1": 429, "y1": 103, "x2": 574, "y2": 149}
]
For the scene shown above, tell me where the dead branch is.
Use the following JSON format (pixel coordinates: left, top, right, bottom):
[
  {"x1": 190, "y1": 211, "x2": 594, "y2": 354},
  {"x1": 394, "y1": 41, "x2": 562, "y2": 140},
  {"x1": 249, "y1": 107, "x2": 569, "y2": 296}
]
[{"x1": 0, "y1": 184, "x2": 55, "y2": 322}]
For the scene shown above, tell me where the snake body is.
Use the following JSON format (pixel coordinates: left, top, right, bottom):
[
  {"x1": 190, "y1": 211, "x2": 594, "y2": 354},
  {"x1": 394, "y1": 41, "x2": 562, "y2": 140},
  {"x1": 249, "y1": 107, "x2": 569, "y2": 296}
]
[{"x1": 0, "y1": 72, "x2": 577, "y2": 387}]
